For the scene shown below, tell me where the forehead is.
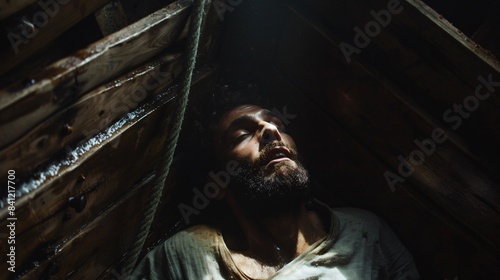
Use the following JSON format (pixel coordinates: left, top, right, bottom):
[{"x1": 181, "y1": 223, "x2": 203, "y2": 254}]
[{"x1": 215, "y1": 104, "x2": 271, "y2": 135}]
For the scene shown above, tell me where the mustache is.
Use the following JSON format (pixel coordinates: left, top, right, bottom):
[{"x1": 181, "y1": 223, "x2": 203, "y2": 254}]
[{"x1": 256, "y1": 141, "x2": 298, "y2": 166}]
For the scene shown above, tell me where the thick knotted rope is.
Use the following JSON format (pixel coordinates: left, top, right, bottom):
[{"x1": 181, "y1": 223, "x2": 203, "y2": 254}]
[{"x1": 123, "y1": 0, "x2": 206, "y2": 276}]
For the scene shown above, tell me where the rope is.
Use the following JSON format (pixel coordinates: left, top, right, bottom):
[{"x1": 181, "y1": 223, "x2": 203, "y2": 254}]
[{"x1": 123, "y1": 0, "x2": 206, "y2": 276}]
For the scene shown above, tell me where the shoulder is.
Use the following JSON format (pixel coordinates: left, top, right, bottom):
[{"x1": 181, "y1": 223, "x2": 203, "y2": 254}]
[
  {"x1": 310, "y1": 200, "x2": 383, "y2": 238},
  {"x1": 330, "y1": 207, "x2": 383, "y2": 233},
  {"x1": 168, "y1": 224, "x2": 221, "y2": 241},
  {"x1": 332, "y1": 207, "x2": 381, "y2": 221},
  {"x1": 329, "y1": 207, "x2": 420, "y2": 278},
  {"x1": 137, "y1": 224, "x2": 221, "y2": 261},
  {"x1": 131, "y1": 224, "x2": 224, "y2": 279},
  {"x1": 317, "y1": 203, "x2": 419, "y2": 278},
  {"x1": 163, "y1": 224, "x2": 222, "y2": 252}
]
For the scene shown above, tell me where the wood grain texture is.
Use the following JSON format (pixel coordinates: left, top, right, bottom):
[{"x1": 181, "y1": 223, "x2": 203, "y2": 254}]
[
  {"x1": 275, "y1": 5, "x2": 500, "y2": 251},
  {"x1": 14, "y1": 174, "x2": 160, "y2": 280},
  {"x1": 0, "y1": 0, "x2": 192, "y2": 148},
  {"x1": 265, "y1": 69, "x2": 500, "y2": 279},
  {"x1": 1, "y1": 0, "x2": 498, "y2": 279},
  {"x1": 0, "y1": 66, "x2": 218, "y2": 279},
  {"x1": 214, "y1": 1, "x2": 500, "y2": 275},
  {"x1": 0, "y1": 85, "x2": 176, "y2": 279},
  {"x1": 94, "y1": 66, "x2": 220, "y2": 279},
  {"x1": 0, "y1": 51, "x2": 183, "y2": 188},
  {"x1": 0, "y1": 0, "x2": 218, "y2": 277},
  {"x1": 0, "y1": 0, "x2": 110, "y2": 74},
  {"x1": 300, "y1": 0, "x2": 500, "y2": 172},
  {"x1": 0, "y1": 0, "x2": 36, "y2": 19}
]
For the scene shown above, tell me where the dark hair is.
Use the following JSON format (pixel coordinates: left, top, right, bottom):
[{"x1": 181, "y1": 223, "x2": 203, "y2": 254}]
[{"x1": 196, "y1": 81, "x2": 269, "y2": 162}]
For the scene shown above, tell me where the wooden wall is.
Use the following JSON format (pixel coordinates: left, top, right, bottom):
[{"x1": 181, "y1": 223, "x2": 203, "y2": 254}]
[
  {"x1": 0, "y1": 0, "x2": 499, "y2": 279},
  {"x1": 0, "y1": 0, "x2": 221, "y2": 279},
  {"x1": 217, "y1": 0, "x2": 500, "y2": 279},
  {"x1": 423, "y1": 0, "x2": 500, "y2": 58}
]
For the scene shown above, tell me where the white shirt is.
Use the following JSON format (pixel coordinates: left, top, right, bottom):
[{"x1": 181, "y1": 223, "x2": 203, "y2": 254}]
[{"x1": 132, "y1": 201, "x2": 419, "y2": 279}]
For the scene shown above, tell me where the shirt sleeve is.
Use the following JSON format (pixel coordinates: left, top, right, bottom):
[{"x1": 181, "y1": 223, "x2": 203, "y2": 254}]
[
  {"x1": 377, "y1": 218, "x2": 420, "y2": 280},
  {"x1": 129, "y1": 241, "x2": 173, "y2": 280},
  {"x1": 130, "y1": 225, "x2": 228, "y2": 280}
]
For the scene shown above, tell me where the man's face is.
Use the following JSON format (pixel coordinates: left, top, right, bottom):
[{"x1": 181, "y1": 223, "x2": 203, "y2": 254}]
[{"x1": 214, "y1": 105, "x2": 309, "y2": 215}]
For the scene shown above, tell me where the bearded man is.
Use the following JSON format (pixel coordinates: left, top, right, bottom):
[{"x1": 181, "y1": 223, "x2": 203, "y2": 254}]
[{"x1": 131, "y1": 84, "x2": 419, "y2": 280}]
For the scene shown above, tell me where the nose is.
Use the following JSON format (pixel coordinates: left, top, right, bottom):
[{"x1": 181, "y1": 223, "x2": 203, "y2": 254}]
[{"x1": 259, "y1": 121, "x2": 282, "y2": 145}]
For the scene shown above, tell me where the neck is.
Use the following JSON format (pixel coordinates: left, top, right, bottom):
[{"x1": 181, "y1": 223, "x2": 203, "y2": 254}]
[{"x1": 223, "y1": 195, "x2": 327, "y2": 266}]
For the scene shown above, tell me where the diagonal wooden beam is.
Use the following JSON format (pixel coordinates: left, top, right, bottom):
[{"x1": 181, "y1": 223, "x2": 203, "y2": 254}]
[
  {"x1": 0, "y1": 0, "x2": 37, "y2": 20},
  {"x1": 0, "y1": 51, "x2": 183, "y2": 186},
  {"x1": 0, "y1": 0, "x2": 111, "y2": 75},
  {"x1": 0, "y1": 0, "x2": 192, "y2": 148}
]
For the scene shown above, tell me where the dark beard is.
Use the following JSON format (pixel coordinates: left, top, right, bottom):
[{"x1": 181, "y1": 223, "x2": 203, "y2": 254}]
[{"x1": 230, "y1": 141, "x2": 310, "y2": 218}]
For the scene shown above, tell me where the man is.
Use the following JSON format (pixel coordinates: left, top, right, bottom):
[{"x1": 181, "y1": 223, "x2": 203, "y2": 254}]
[{"x1": 132, "y1": 84, "x2": 419, "y2": 279}]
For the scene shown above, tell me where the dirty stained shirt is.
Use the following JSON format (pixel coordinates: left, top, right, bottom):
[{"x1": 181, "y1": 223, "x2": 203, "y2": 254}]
[{"x1": 132, "y1": 201, "x2": 419, "y2": 280}]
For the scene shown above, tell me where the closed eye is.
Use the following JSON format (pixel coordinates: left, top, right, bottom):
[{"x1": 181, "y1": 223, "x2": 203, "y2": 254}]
[{"x1": 233, "y1": 131, "x2": 251, "y2": 143}]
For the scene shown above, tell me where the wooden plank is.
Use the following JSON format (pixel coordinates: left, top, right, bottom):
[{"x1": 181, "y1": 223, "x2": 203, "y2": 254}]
[
  {"x1": 0, "y1": 0, "x2": 192, "y2": 148},
  {"x1": 286, "y1": 1, "x2": 500, "y2": 172},
  {"x1": 300, "y1": 0, "x2": 500, "y2": 86},
  {"x1": 94, "y1": 65, "x2": 221, "y2": 279},
  {"x1": 14, "y1": 172, "x2": 160, "y2": 280},
  {"x1": 471, "y1": 13, "x2": 500, "y2": 58},
  {"x1": 368, "y1": 0, "x2": 500, "y2": 169},
  {"x1": 138, "y1": 64, "x2": 221, "y2": 242},
  {"x1": 0, "y1": 66, "x2": 218, "y2": 278},
  {"x1": 291, "y1": 0, "x2": 500, "y2": 174},
  {"x1": 0, "y1": 83, "x2": 176, "y2": 230},
  {"x1": 0, "y1": 0, "x2": 220, "y2": 186},
  {"x1": 96, "y1": 63, "x2": 500, "y2": 279},
  {"x1": 297, "y1": 0, "x2": 500, "y2": 171},
  {"x1": 0, "y1": 0, "x2": 110, "y2": 74},
  {"x1": 265, "y1": 69, "x2": 500, "y2": 279},
  {"x1": 0, "y1": 87, "x2": 176, "y2": 276},
  {"x1": 403, "y1": 0, "x2": 500, "y2": 73},
  {"x1": 275, "y1": 5, "x2": 500, "y2": 251},
  {"x1": 0, "y1": 0, "x2": 36, "y2": 20},
  {"x1": 0, "y1": 34, "x2": 68, "y2": 88},
  {"x1": 0, "y1": 12, "x2": 104, "y2": 88},
  {"x1": 0, "y1": 51, "x2": 183, "y2": 186}
]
